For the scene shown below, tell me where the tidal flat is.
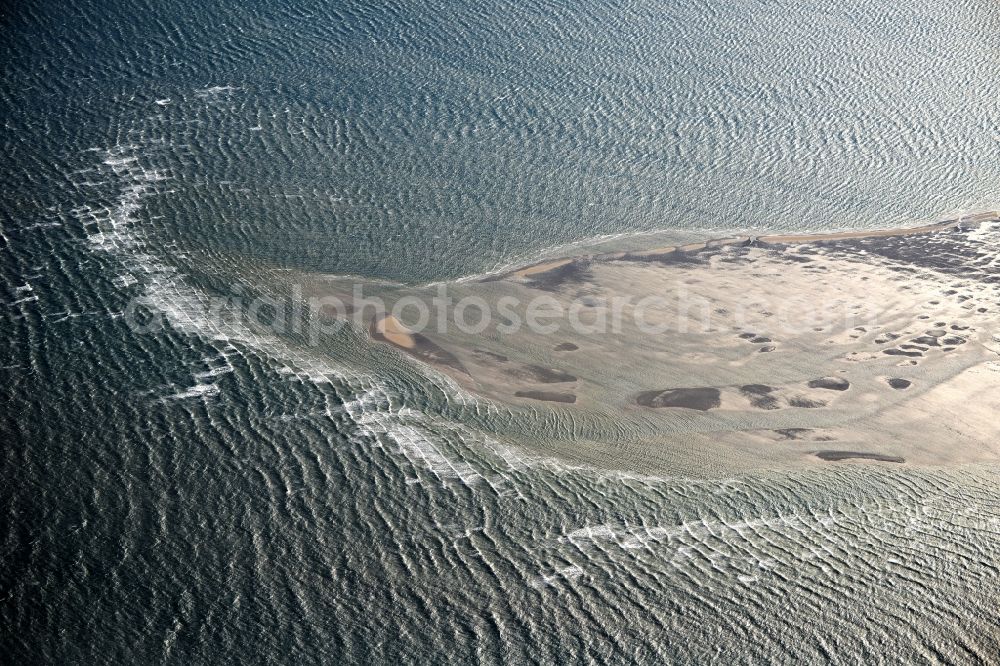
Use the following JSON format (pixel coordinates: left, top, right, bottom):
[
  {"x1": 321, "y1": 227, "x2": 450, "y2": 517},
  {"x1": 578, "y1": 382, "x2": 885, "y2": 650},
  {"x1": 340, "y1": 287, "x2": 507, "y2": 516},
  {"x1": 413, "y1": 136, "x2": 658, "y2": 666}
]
[{"x1": 287, "y1": 213, "x2": 1000, "y2": 474}]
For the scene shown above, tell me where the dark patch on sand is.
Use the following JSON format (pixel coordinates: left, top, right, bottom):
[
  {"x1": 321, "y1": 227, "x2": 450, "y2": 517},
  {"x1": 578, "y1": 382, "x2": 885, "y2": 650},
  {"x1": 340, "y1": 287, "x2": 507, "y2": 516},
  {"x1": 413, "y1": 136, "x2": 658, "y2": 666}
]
[
  {"x1": 636, "y1": 387, "x2": 721, "y2": 410},
  {"x1": 779, "y1": 253, "x2": 815, "y2": 264},
  {"x1": 807, "y1": 377, "x2": 851, "y2": 391},
  {"x1": 523, "y1": 261, "x2": 592, "y2": 292},
  {"x1": 472, "y1": 349, "x2": 508, "y2": 363},
  {"x1": 403, "y1": 337, "x2": 468, "y2": 374},
  {"x1": 774, "y1": 428, "x2": 812, "y2": 440},
  {"x1": 772, "y1": 428, "x2": 833, "y2": 442},
  {"x1": 815, "y1": 451, "x2": 905, "y2": 463},
  {"x1": 514, "y1": 390, "x2": 577, "y2": 404},
  {"x1": 884, "y1": 349, "x2": 923, "y2": 358},
  {"x1": 370, "y1": 320, "x2": 468, "y2": 375},
  {"x1": 741, "y1": 384, "x2": 780, "y2": 410},
  {"x1": 788, "y1": 397, "x2": 827, "y2": 408},
  {"x1": 621, "y1": 249, "x2": 708, "y2": 266},
  {"x1": 887, "y1": 378, "x2": 912, "y2": 390},
  {"x1": 815, "y1": 217, "x2": 1000, "y2": 287},
  {"x1": 749, "y1": 396, "x2": 780, "y2": 410},
  {"x1": 553, "y1": 342, "x2": 579, "y2": 352}
]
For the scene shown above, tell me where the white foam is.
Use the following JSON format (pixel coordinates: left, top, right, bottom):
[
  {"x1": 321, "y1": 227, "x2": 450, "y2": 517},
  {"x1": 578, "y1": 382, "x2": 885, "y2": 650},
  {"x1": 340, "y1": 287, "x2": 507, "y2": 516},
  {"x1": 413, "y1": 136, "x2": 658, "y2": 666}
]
[
  {"x1": 79, "y1": 144, "x2": 509, "y2": 486},
  {"x1": 77, "y1": 143, "x2": 741, "y2": 489},
  {"x1": 562, "y1": 512, "x2": 839, "y2": 550},
  {"x1": 194, "y1": 85, "x2": 240, "y2": 98},
  {"x1": 164, "y1": 383, "x2": 220, "y2": 400},
  {"x1": 113, "y1": 274, "x2": 138, "y2": 288},
  {"x1": 20, "y1": 222, "x2": 62, "y2": 231},
  {"x1": 194, "y1": 366, "x2": 233, "y2": 380},
  {"x1": 539, "y1": 564, "x2": 584, "y2": 585}
]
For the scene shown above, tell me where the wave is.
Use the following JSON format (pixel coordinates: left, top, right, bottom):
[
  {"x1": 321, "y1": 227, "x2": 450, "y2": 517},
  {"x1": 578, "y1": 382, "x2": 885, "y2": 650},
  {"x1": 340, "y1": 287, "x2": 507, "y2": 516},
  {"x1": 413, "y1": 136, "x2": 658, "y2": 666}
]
[{"x1": 75, "y1": 137, "x2": 625, "y2": 488}]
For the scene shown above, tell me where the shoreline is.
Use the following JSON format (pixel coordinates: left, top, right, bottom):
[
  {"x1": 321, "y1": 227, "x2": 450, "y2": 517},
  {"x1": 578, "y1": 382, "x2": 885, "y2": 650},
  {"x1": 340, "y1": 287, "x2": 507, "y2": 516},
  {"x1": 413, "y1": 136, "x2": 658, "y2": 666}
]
[{"x1": 488, "y1": 211, "x2": 998, "y2": 283}]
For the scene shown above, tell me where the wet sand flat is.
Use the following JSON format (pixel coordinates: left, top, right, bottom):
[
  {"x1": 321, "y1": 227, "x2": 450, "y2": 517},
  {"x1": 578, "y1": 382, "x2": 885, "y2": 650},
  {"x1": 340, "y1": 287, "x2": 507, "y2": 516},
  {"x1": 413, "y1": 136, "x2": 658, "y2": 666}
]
[
  {"x1": 636, "y1": 388, "x2": 722, "y2": 411},
  {"x1": 514, "y1": 390, "x2": 577, "y2": 404},
  {"x1": 302, "y1": 213, "x2": 1000, "y2": 472},
  {"x1": 815, "y1": 451, "x2": 905, "y2": 463}
]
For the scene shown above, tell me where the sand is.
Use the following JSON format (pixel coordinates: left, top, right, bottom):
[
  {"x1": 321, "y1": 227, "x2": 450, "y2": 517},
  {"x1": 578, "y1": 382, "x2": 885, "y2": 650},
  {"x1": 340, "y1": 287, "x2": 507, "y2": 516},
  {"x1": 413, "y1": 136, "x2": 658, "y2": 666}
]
[
  {"x1": 636, "y1": 388, "x2": 722, "y2": 411},
  {"x1": 815, "y1": 451, "x2": 906, "y2": 463},
  {"x1": 757, "y1": 219, "x2": 960, "y2": 244},
  {"x1": 305, "y1": 212, "x2": 1000, "y2": 472},
  {"x1": 372, "y1": 315, "x2": 416, "y2": 349},
  {"x1": 511, "y1": 258, "x2": 573, "y2": 279},
  {"x1": 513, "y1": 390, "x2": 577, "y2": 404}
]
